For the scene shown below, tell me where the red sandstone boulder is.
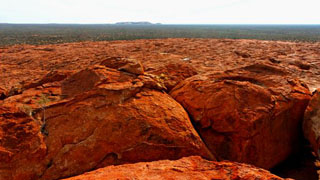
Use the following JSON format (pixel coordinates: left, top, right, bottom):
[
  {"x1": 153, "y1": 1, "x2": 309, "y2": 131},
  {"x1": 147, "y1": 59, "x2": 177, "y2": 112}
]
[
  {"x1": 62, "y1": 156, "x2": 290, "y2": 180},
  {"x1": 0, "y1": 71, "x2": 74, "y2": 180},
  {"x1": 146, "y1": 61, "x2": 198, "y2": 91},
  {"x1": 170, "y1": 63, "x2": 312, "y2": 169},
  {"x1": 0, "y1": 65, "x2": 213, "y2": 180},
  {"x1": 0, "y1": 70, "x2": 72, "y2": 113},
  {"x1": 100, "y1": 57, "x2": 144, "y2": 75},
  {"x1": 1, "y1": 83, "x2": 62, "y2": 111},
  {"x1": 61, "y1": 65, "x2": 137, "y2": 98},
  {"x1": 22, "y1": 70, "x2": 74, "y2": 90},
  {"x1": 100, "y1": 57, "x2": 198, "y2": 91},
  {"x1": 303, "y1": 89, "x2": 320, "y2": 158},
  {"x1": 0, "y1": 105, "x2": 47, "y2": 180}
]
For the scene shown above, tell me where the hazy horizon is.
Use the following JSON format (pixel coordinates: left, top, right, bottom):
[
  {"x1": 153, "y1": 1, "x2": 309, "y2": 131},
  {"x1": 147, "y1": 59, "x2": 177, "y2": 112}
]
[
  {"x1": 1, "y1": 23, "x2": 320, "y2": 25},
  {"x1": 1, "y1": 0, "x2": 320, "y2": 24}
]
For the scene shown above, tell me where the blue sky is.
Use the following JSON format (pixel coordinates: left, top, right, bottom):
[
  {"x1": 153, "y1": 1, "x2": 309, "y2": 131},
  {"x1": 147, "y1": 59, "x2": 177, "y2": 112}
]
[{"x1": 0, "y1": 0, "x2": 319, "y2": 24}]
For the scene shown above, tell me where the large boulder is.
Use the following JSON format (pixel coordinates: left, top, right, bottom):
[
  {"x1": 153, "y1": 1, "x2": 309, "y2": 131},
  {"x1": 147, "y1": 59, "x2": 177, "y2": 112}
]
[
  {"x1": 0, "y1": 71, "x2": 74, "y2": 180},
  {"x1": 303, "y1": 89, "x2": 320, "y2": 158},
  {"x1": 170, "y1": 63, "x2": 311, "y2": 169},
  {"x1": 63, "y1": 156, "x2": 289, "y2": 180},
  {"x1": 0, "y1": 65, "x2": 213, "y2": 180},
  {"x1": 0, "y1": 105, "x2": 47, "y2": 180}
]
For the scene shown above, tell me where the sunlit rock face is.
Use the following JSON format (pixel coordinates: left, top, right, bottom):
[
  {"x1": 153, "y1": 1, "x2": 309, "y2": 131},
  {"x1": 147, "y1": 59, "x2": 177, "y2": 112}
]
[
  {"x1": 62, "y1": 156, "x2": 289, "y2": 180},
  {"x1": 170, "y1": 63, "x2": 311, "y2": 169},
  {"x1": 0, "y1": 65, "x2": 212, "y2": 180}
]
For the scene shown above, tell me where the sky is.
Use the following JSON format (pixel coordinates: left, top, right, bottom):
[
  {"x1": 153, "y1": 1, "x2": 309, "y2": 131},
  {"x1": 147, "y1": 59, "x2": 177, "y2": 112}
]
[{"x1": 0, "y1": 0, "x2": 319, "y2": 24}]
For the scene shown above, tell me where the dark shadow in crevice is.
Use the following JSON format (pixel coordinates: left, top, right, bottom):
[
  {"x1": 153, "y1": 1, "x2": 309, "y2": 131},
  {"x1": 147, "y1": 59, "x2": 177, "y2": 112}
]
[{"x1": 271, "y1": 139, "x2": 318, "y2": 180}]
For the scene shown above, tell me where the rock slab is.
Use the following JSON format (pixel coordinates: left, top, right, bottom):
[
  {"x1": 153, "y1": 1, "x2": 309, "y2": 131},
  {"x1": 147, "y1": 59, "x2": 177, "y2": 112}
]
[
  {"x1": 170, "y1": 63, "x2": 312, "y2": 169},
  {"x1": 63, "y1": 156, "x2": 290, "y2": 180}
]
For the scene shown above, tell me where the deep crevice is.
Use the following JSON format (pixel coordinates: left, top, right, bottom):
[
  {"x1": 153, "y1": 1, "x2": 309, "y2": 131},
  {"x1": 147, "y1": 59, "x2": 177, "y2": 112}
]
[{"x1": 271, "y1": 138, "x2": 318, "y2": 180}]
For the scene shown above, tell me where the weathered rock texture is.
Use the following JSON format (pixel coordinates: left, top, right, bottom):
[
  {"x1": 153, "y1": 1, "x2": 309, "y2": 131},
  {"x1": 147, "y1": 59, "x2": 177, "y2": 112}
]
[
  {"x1": 0, "y1": 70, "x2": 72, "y2": 180},
  {"x1": 1, "y1": 39, "x2": 319, "y2": 92},
  {"x1": 1, "y1": 38, "x2": 319, "y2": 179},
  {"x1": 0, "y1": 65, "x2": 213, "y2": 180},
  {"x1": 303, "y1": 89, "x2": 320, "y2": 158},
  {"x1": 100, "y1": 57, "x2": 144, "y2": 75},
  {"x1": 0, "y1": 70, "x2": 74, "y2": 128},
  {"x1": 170, "y1": 63, "x2": 312, "y2": 169},
  {"x1": 0, "y1": 105, "x2": 47, "y2": 180},
  {"x1": 146, "y1": 60, "x2": 198, "y2": 91},
  {"x1": 63, "y1": 156, "x2": 290, "y2": 180}
]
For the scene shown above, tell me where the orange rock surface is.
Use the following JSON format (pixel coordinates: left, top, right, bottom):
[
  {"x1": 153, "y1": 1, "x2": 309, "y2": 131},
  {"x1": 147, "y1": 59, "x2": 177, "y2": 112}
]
[
  {"x1": 100, "y1": 57, "x2": 144, "y2": 75},
  {"x1": 1, "y1": 39, "x2": 319, "y2": 92},
  {"x1": 0, "y1": 105, "x2": 47, "y2": 180},
  {"x1": 63, "y1": 156, "x2": 290, "y2": 180},
  {"x1": 1, "y1": 70, "x2": 73, "y2": 111},
  {"x1": 1, "y1": 38, "x2": 319, "y2": 179},
  {"x1": 146, "y1": 60, "x2": 198, "y2": 91},
  {"x1": 170, "y1": 63, "x2": 312, "y2": 169},
  {"x1": 303, "y1": 89, "x2": 320, "y2": 158},
  {"x1": 0, "y1": 65, "x2": 213, "y2": 180}
]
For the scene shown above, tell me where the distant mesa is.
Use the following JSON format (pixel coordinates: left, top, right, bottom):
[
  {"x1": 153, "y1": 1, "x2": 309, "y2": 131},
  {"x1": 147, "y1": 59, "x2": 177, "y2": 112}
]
[{"x1": 115, "y1": 21, "x2": 161, "y2": 25}]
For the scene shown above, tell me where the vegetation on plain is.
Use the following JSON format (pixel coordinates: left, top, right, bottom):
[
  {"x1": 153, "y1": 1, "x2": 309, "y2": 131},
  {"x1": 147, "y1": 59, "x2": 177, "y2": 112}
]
[{"x1": 1, "y1": 24, "x2": 320, "y2": 46}]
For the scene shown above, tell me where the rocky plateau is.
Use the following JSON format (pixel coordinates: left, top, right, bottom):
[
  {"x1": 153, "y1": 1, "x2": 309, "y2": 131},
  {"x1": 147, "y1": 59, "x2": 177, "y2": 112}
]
[{"x1": 1, "y1": 38, "x2": 320, "y2": 180}]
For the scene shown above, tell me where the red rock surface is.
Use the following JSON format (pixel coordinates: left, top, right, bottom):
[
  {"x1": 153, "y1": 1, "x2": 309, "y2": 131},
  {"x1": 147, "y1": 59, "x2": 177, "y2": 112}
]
[
  {"x1": 146, "y1": 60, "x2": 198, "y2": 91},
  {"x1": 170, "y1": 63, "x2": 312, "y2": 169},
  {"x1": 1, "y1": 39, "x2": 319, "y2": 92},
  {"x1": 63, "y1": 156, "x2": 290, "y2": 180},
  {"x1": 0, "y1": 65, "x2": 213, "y2": 180},
  {"x1": 0, "y1": 70, "x2": 73, "y2": 115},
  {"x1": 100, "y1": 57, "x2": 144, "y2": 75},
  {"x1": 0, "y1": 105, "x2": 47, "y2": 180},
  {"x1": 1, "y1": 38, "x2": 319, "y2": 179},
  {"x1": 303, "y1": 89, "x2": 320, "y2": 158}
]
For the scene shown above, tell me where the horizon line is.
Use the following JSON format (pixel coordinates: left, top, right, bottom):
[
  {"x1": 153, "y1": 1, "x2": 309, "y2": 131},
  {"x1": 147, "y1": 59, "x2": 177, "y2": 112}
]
[{"x1": 1, "y1": 23, "x2": 320, "y2": 25}]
